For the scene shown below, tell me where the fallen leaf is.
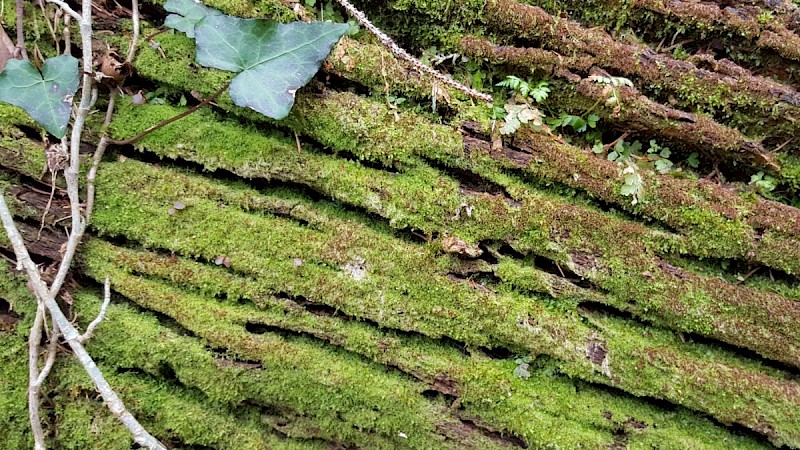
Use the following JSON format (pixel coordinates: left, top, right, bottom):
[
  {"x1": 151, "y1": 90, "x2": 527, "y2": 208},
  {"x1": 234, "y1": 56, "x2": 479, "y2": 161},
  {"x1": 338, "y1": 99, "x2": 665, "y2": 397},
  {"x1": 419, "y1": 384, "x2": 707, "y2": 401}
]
[{"x1": 0, "y1": 25, "x2": 16, "y2": 72}]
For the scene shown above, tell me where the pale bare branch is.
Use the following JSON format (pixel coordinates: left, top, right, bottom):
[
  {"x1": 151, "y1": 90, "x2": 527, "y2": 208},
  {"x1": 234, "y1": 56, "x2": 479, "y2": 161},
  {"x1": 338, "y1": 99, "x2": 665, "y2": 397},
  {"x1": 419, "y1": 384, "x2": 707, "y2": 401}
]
[
  {"x1": 0, "y1": 194, "x2": 167, "y2": 450},
  {"x1": 44, "y1": 0, "x2": 81, "y2": 23},
  {"x1": 46, "y1": 0, "x2": 94, "y2": 298},
  {"x1": 79, "y1": 275, "x2": 111, "y2": 344},
  {"x1": 35, "y1": 315, "x2": 60, "y2": 386},
  {"x1": 27, "y1": 304, "x2": 47, "y2": 450},
  {"x1": 28, "y1": 305, "x2": 60, "y2": 450},
  {"x1": 3, "y1": 0, "x2": 167, "y2": 445},
  {"x1": 62, "y1": 15, "x2": 71, "y2": 55},
  {"x1": 85, "y1": 95, "x2": 116, "y2": 223},
  {"x1": 126, "y1": 0, "x2": 140, "y2": 62}
]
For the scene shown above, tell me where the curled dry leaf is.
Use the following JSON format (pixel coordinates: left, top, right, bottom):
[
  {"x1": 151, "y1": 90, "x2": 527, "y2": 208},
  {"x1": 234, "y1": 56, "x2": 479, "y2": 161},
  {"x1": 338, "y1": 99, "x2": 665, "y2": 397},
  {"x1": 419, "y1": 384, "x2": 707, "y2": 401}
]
[
  {"x1": 96, "y1": 50, "x2": 133, "y2": 85},
  {"x1": 441, "y1": 236, "x2": 483, "y2": 258},
  {"x1": 45, "y1": 142, "x2": 69, "y2": 173},
  {"x1": 0, "y1": 25, "x2": 15, "y2": 72}
]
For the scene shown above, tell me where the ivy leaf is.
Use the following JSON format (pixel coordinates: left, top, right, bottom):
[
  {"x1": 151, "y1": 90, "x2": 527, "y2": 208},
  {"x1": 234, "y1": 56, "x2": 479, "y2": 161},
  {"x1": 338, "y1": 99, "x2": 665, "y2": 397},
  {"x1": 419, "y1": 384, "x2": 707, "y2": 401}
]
[
  {"x1": 655, "y1": 158, "x2": 673, "y2": 174},
  {"x1": 165, "y1": 1, "x2": 348, "y2": 119},
  {"x1": 0, "y1": 55, "x2": 79, "y2": 138},
  {"x1": 687, "y1": 152, "x2": 700, "y2": 169},
  {"x1": 163, "y1": 0, "x2": 221, "y2": 38},
  {"x1": 499, "y1": 115, "x2": 521, "y2": 135},
  {"x1": 193, "y1": 15, "x2": 348, "y2": 119},
  {"x1": 513, "y1": 363, "x2": 531, "y2": 380},
  {"x1": 619, "y1": 182, "x2": 638, "y2": 196}
]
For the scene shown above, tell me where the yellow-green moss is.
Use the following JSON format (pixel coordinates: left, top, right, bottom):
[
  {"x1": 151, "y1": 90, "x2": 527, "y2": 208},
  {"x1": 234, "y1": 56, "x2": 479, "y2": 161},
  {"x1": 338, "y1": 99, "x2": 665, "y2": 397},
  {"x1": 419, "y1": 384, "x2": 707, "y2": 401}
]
[{"x1": 75, "y1": 158, "x2": 800, "y2": 446}]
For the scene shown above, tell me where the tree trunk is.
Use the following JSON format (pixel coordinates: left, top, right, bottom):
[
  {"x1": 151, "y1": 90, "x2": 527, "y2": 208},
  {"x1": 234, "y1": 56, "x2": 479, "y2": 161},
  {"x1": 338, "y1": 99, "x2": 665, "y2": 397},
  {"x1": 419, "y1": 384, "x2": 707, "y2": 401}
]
[{"x1": 1, "y1": 0, "x2": 799, "y2": 448}]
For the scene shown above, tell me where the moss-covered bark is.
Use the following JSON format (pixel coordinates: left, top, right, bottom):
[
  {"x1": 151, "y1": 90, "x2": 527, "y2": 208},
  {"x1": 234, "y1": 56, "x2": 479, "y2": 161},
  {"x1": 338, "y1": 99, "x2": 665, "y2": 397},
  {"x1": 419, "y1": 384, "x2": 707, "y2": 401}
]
[{"x1": 1, "y1": 0, "x2": 800, "y2": 448}]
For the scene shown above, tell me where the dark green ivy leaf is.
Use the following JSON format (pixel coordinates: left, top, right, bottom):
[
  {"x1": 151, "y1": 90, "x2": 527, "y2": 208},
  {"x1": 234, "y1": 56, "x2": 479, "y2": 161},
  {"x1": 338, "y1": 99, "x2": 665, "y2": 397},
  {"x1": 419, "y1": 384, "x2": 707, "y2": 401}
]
[
  {"x1": 165, "y1": 1, "x2": 348, "y2": 120},
  {"x1": 0, "y1": 55, "x2": 79, "y2": 138},
  {"x1": 195, "y1": 15, "x2": 348, "y2": 119},
  {"x1": 163, "y1": 0, "x2": 221, "y2": 38}
]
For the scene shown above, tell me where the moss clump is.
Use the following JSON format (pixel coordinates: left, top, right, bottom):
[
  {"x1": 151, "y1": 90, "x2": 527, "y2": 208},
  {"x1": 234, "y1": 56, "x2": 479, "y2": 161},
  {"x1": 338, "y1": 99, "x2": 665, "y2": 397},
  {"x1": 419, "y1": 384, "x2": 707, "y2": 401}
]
[
  {"x1": 0, "y1": 267, "x2": 36, "y2": 449},
  {"x1": 75, "y1": 158, "x2": 800, "y2": 446},
  {"x1": 80, "y1": 241, "x2": 774, "y2": 449}
]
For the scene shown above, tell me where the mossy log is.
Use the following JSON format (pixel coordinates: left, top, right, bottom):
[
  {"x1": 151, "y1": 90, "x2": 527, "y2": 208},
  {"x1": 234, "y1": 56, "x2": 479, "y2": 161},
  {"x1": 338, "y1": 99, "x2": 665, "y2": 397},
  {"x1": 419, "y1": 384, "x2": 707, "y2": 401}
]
[{"x1": 1, "y1": 0, "x2": 800, "y2": 448}]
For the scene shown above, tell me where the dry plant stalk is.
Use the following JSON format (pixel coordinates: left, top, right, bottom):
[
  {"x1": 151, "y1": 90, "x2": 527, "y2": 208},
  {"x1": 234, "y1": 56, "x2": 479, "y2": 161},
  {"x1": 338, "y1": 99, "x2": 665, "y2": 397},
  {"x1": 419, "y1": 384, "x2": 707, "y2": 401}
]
[
  {"x1": 332, "y1": 0, "x2": 493, "y2": 103},
  {"x1": 0, "y1": 0, "x2": 165, "y2": 448}
]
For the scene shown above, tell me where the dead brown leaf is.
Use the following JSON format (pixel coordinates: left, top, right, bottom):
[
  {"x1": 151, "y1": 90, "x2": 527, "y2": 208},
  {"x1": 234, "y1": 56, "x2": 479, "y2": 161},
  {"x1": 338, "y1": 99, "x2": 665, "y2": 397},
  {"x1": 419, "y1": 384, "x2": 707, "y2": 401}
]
[{"x1": 0, "y1": 25, "x2": 17, "y2": 71}]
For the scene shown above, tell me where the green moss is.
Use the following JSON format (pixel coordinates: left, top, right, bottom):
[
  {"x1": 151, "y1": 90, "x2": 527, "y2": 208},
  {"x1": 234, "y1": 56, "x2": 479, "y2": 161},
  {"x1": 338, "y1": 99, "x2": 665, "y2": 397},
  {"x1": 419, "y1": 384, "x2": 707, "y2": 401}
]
[
  {"x1": 79, "y1": 242, "x2": 773, "y2": 448},
  {"x1": 0, "y1": 104, "x2": 41, "y2": 134},
  {"x1": 66, "y1": 286, "x2": 509, "y2": 449},
  {"x1": 0, "y1": 267, "x2": 36, "y2": 449},
  {"x1": 0, "y1": 134, "x2": 46, "y2": 180},
  {"x1": 53, "y1": 362, "x2": 331, "y2": 450},
  {"x1": 284, "y1": 91, "x2": 463, "y2": 166},
  {"x1": 75, "y1": 158, "x2": 800, "y2": 446},
  {"x1": 144, "y1": 0, "x2": 296, "y2": 21},
  {"x1": 358, "y1": 0, "x2": 488, "y2": 50},
  {"x1": 495, "y1": 258, "x2": 554, "y2": 295}
]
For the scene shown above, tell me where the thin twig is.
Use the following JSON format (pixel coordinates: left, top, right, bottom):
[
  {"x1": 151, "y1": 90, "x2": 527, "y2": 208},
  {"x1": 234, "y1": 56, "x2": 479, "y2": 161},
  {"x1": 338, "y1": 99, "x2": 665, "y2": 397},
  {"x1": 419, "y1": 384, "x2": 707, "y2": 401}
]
[
  {"x1": 85, "y1": 95, "x2": 116, "y2": 223},
  {"x1": 0, "y1": 194, "x2": 166, "y2": 450},
  {"x1": 15, "y1": 0, "x2": 29, "y2": 59},
  {"x1": 27, "y1": 304, "x2": 47, "y2": 450},
  {"x1": 36, "y1": 171, "x2": 58, "y2": 241},
  {"x1": 735, "y1": 267, "x2": 760, "y2": 285},
  {"x1": 35, "y1": 315, "x2": 60, "y2": 386},
  {"x1": 555, "y1": 262, "x2": 565, "y2": 278},
  {"x1": 26, "y1": 303, "x2": 60, "y2": 450},
  {"x1": 126, "y1": 0, "x2": 139, "y2": 62},
  {"x1": 44, "y1": 0, "x2": 81, "y2": 22},
  {"x1": 769, "y1": 138, "x2": 792, "y2": 154},
  {"x1": 46, "y1": 0, "x2": 94, "y2": 299},
  {"x1": 108, "y1": 81, "x2": 231, "y2": 146},
  {"x1": 603, "y1": 132, "x2": 630, "y2": 152},
  {"x1": 79, "y1": 275, "x2": 111, "y2": 343},
  {"x1": 294, "y1": 131, "x2": 302, "y2": 154},
  {"x1": 663, "y1": 39, "x2": 693, "y2": 52},
  {"x1": 332, "y1": 0, "x2": 492, "y2": 103},
  {"x1": 63, "y1": 15, "x2": 71, "y2": 55},
  {"x1": 144, "y1": 28, "x2": 170, "y2": 42},
  {"x1": 37, "y1": 0, "x2": 61, "y2": 55}
]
